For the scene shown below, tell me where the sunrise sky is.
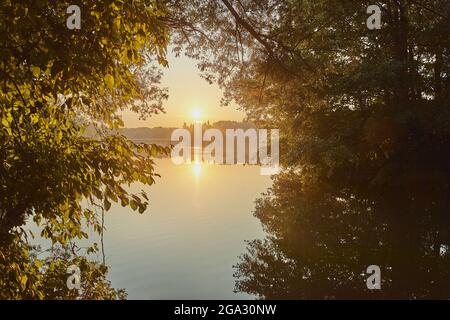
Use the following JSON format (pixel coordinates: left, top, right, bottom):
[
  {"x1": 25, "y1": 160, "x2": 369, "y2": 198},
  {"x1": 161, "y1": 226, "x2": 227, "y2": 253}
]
[{"x1": 121, "y1": 52, "x2": 246, "y2": 128}]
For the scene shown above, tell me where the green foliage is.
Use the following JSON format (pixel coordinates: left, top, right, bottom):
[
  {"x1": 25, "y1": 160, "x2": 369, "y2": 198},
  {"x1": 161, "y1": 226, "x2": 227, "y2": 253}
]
[
  {"x1": 0, "y1": 0, "x2": 171, "y2": 299},
  {"x1": 0, "y1": 0, "x2": 169, "y2": 240},
  {"x1": 0, "y1": 232, "x2": 126, "y2": 300}
]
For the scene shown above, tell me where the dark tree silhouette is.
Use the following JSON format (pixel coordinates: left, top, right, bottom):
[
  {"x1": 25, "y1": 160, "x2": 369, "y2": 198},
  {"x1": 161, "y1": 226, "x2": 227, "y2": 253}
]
[{"x1": 166, "y1": 0, "x2": 450, "y2": 298}]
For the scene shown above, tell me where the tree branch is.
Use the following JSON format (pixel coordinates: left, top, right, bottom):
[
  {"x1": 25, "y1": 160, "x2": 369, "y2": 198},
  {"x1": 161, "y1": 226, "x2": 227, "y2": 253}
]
[{"x1": 220, "y1": 0, "x2": 314, "y2": 76}]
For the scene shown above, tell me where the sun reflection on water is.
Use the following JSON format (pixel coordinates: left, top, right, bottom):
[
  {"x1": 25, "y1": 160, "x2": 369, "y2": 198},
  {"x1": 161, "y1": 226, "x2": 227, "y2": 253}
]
[{"x1": 193, "y1": 162, "x2": 202, "y2": 177}]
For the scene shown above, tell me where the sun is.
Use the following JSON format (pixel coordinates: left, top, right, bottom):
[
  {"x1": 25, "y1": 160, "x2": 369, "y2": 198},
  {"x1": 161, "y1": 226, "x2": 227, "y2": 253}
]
[
  {"x1": 193, "y1": 163, "x2": 202, "y2": 177},
  {"x1": 191, "y1": 108, "x2": 202, "y2": 120}
]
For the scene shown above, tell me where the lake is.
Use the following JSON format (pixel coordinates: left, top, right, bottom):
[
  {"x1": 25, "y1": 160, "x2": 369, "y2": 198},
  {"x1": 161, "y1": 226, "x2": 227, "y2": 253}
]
[{"x1": 96, "y1": 158, "x2": 271, "y2": 299}]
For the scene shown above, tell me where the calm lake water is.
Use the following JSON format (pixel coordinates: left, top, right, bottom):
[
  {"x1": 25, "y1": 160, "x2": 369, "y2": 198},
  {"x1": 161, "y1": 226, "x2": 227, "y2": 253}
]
[{"x1": 85, "y1": 158, "x2": 271, "y2": 299}]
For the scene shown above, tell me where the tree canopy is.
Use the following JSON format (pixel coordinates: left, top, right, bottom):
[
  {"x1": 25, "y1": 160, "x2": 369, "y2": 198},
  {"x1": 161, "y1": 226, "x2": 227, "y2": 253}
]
[
  {"x1": 166, "y1": 0, "x2": 450, "y2": 298},
  {"x1": 0, "y1": 0, "x2": 170, "y2": 299}
]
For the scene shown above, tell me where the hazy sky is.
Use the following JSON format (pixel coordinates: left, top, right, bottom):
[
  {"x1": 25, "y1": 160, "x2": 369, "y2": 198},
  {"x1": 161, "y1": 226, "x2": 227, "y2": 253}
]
[{"x1": 121, "y1": 52, "x2": 246, "y2": 128}]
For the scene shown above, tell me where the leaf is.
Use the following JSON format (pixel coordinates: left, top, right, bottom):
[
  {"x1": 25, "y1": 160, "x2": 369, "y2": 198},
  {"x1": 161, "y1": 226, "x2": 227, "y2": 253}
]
[
  {"x1": 1, "y1": 117, "x2": 10, "y2": 128},
  {"x1": 104, "y1": 198, "x2": 112, "y2": 211},
  {"x1": 30, "y1": 66, "x2": 40, "y2": 77},
  {"x1": 130, "y1": 200, "x2": 138, "y2": 211},
  {"x1": 138, "y1": 205, "x2": 146, "y2": 214},
  {"x1": 20, "y1": 275, "x2": 28, "y2": 290},
  {"x1": 30, "y1": 114, "x2": 39, "y2": 125},
  {"x1": 105, "y1": 74, "x2": 115, "y2": 89}
]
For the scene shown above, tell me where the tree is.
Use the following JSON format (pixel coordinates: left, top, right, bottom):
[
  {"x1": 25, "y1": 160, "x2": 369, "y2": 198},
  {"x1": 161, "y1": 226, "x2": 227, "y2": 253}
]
[
  {"x1": 234, "y1": 170, "x2": 450, "y2": 299},
  {"x1": 167, "y1": 0, "x2": 450, "y2": 298},
  {"x1": 0, "y1": 232, "x2": 127, "y2": 300},
  {"x1": 0, "y1": 0, "x2": 170, "y2": 298}
]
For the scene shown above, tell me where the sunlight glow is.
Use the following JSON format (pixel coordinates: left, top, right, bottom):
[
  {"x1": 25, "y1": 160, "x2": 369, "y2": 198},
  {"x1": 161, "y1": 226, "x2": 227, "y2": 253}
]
[
  {"x1": 193, "y1": 163, "x2": 202, "y2": 177},
  {"x1": 192, "y1": 108, "x2": 202, "y2": 120}
]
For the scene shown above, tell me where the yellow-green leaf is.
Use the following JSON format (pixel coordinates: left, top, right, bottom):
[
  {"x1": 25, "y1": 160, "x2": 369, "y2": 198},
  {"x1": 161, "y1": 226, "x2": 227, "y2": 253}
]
[{"x1": 31, "y1": 66, "x2": 40, "y2": 77}]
